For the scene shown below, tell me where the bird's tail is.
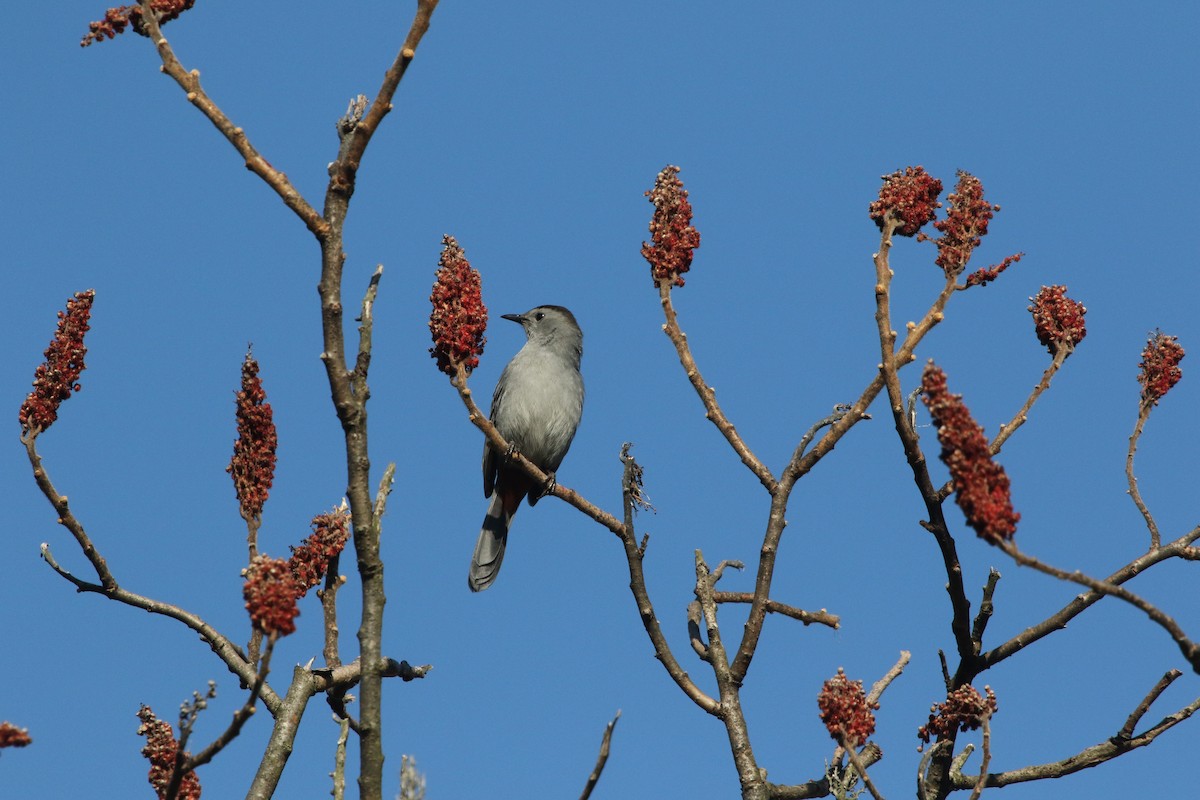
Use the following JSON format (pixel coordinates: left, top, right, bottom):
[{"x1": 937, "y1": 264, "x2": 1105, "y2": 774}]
[{"x1": 469, "y1": 493, "x2": 514, "y2": 592}]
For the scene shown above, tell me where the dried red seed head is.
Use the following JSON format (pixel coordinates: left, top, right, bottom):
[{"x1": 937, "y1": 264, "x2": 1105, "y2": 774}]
[
  {"x1": 1029, "y1": 285, "x2": 1087, "y2": 355},
  {"x1": 817, "y1": 668, "x2": 878, "y2": 745},
  {"x1": 81, "y1": 1, "x2": 195, "y2": 47},
  {"x1": 1138, "y1": 331, "x2": 1184, "y2": 405},
  {"x1": 918, "y1": 685, "x2": 998, "y2": 744},
  {"x1": 243, "y1": 555, "x2": 302, "y2": 637},
  {"x1": 869, "y1": 166, "x2": 943, "y2": 237},
  {"x1": 429, "y1": 235, "x2": 488, "y2": 377},
  {"x1": 965, "y1": 252, "x2": 1023, "y2": 288},
  {"x1": 921, "y1": 363, "x2": 1019, "y2": 544},
  {"x1": 927, "y1": 171, "x2": 1000, "y2": 277},
  {"x1": 136, "y1": 706, "x2": 201, "y2": 800},
  {"x1": 19, "y1": 290, "x2": 95, "y2": 436},
  {"x1": 289, "y1": 503, "x2": 351, "y2": 590},
  {"x1": 642, "y1": 165, "x2": 701, "y2": 288},
  {"x1": 227, "y1": 352, "x2": 277, "y2": 521},
  {"x1": 0, "y1": 722, "x2": 32, "y2": 749}
]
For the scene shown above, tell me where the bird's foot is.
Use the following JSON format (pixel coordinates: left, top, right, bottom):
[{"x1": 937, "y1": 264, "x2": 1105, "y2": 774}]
[{"x1": 537, "y1": 471, "x2": 558, "y2": 499}]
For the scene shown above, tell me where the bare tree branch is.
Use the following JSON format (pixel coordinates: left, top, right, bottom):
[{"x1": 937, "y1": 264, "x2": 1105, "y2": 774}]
[
  {"x1": 712, "y1": 593, "x2": 840, "y2": 629},
  {"x1": 693, "y1": 550, "x2": 764, "y2": 798},
  {"x1": 246, "y1": 666, "x2": 319, "y2": 800},
  {"x1": 36, "y1": 540, "x2": 281, "y2": 715},
  {"x1": 997, "y1": 541, "x2": 1200, "y2": 673},
  {"x1": 134, "y1": 1, "x2": 326, "y2": 237},
  {"x1": 656, "y1": 282, "x2": 777, "y2": 490},
  {"x1": 1126, "y1": 400, "x2": 1162, "y2": 548},
  {"x1": 578, "y1": 711, "x2": 621, "y2": 800},
  {"x1": 951, "y1": 690, "x2": 1200, "y2": 790},
  {"x1": 983, "y1": 526, "x2": 1200, "y2": 668},
  {"x1": 970, "y1": 570, "x2": 1001, "y2": 650},
  {"x1": 1118, "y1": 669, "x2": 1181, "y2": 740}
]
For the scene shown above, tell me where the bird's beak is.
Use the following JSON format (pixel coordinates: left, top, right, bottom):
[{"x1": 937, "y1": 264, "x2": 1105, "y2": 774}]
[{"x1": 501, "y1": 313, "x2": 526, "y2": 324}]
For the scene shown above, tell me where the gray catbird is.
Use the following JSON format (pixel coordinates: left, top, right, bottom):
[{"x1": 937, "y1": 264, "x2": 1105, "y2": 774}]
[{"x1": 469, "y1": 305, "x2": 584, "y2": 592}]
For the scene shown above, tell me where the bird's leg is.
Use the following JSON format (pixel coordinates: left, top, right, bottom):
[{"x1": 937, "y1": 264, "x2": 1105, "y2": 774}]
[
  {"x1": 502, "y1": 442, "x2": 520, "y2": 462},
  {"x1": 536, "y1": 471, "x2": 558, "y2": 500}
]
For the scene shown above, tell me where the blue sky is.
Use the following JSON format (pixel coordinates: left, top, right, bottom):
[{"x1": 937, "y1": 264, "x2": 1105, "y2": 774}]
[{"x1": 4, "y1": 2, "x2": 1198, "y2": 798}]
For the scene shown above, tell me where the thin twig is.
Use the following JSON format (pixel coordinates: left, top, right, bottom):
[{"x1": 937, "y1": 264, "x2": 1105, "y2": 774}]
[
  {"x1": 693, "y1": 550, "x2": 764, "y2": 794},
  {"x1": 969, "y1": 570, "x2": 1001, "y2": 650},
  {"x1": 332, "y1": 717, "x2": 351, "y2": 800},
  {"x1": 1126, "y1": 400, "x2": 1161, "y2": 549},
  {"x1": 578, "y1": 711, "x2": 621, "y2": 800},
  {"x1": 38, "y1": 540, "x2": 279, "y2": 713},
  {"x1": 657, "y1": 281, "x2": 776, "y2": 490},
  {"x1": 165, "y1": 681, "x2": 217, "y2": 800},
  {"x1": 951, "y1": 692, "x2": 1200, "y2": 790},
  {"x1": 998, "y1": 541, "x2": 1200, "y2": 672},
  {"x1": 1118, "y1": 669, "x2": 1182, "y2": 740},
  {"x1": 787, "y1": 405, "x2": 866, "y2": 467},
  {"x1": 984, "y1": 525, "x2": 1200, "y2": 668},
  {"x1": 134, "y1": 2, "x2": 326, "y2": 237},
  {"x1": 451, "y1": 365, "x2": 624, "y2": 534},
  {"x1": 936, "y1": 344, "x2": 1069, "y2": 503},
  {"x1": 868, "y1": 218, "x2": 976, "y2": 668},
  {"x1": 24, "y1": 435, "x2": 116, "y2": 590},
  {"x1": 711, "y1": 592, "x2": 839, "y2": 629},
  {"x1": 611, "y1": 446, "x2": 716, "y2": 712},
  {"x1": 965, "y1": 716, "x2": 991, "y2": 800},
  {"x1": 843, "y1": 740, "x2": 886, "y2": 800},
  {"x1": 867, "y1": 650, "x2": 912, "y2": 706}
]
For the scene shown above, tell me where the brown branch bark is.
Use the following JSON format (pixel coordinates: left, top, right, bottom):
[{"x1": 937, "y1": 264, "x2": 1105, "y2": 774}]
[
  {"x1": 693, "y1": 550, "x2": 766, "y2": 800},
  {"x1": 578, "y1": 711, "x2": 621, "y2": 800},
  {"x1": 135, "y1": 3, "x2": 441, "y2": 795},
  {"x1": 869, "y1": 218, "x2": 977, "y2": 673},
  {"x1": 29, "y1": 445, "x2": 283, "y2": 716},
  {"x1": 935, "y1": 343, "x2": 1070, "y2": 502},
  {"x1": 657, "y1": 281, "x2": 777, "y2": 490},
  {"x1": 997, "y1": 541, "x2": 1200, "y2": 672},
  {"x1": 135, "y1": 3, "x2": 326, "y2": 239},
  {"x1": 313, "y1": 9, "x2": 439, "y2": 796},
  {"x1": 983, "y1": 526, "x2": 1200, "y2": 668},
  {"x1": 951, "y1": 689, "x2": 1200, "y2": 790},
  {"x1": 449, "y1": 367, "x2": 625, "y2": 534},
  {"x1": 1126, "y1": 400, "x2": 1161, "y2": 548},
  {"x1": 246, "y1": 666, "x2": 318, "y2": 800},
  {"x1": 711, "y1": 592, "x2": 840, "y2": 629}
]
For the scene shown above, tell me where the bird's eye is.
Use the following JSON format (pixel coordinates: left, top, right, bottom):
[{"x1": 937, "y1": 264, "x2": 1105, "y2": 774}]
[{"x1": 534, "y1": 312, "x2": 545, "y2": 321}]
